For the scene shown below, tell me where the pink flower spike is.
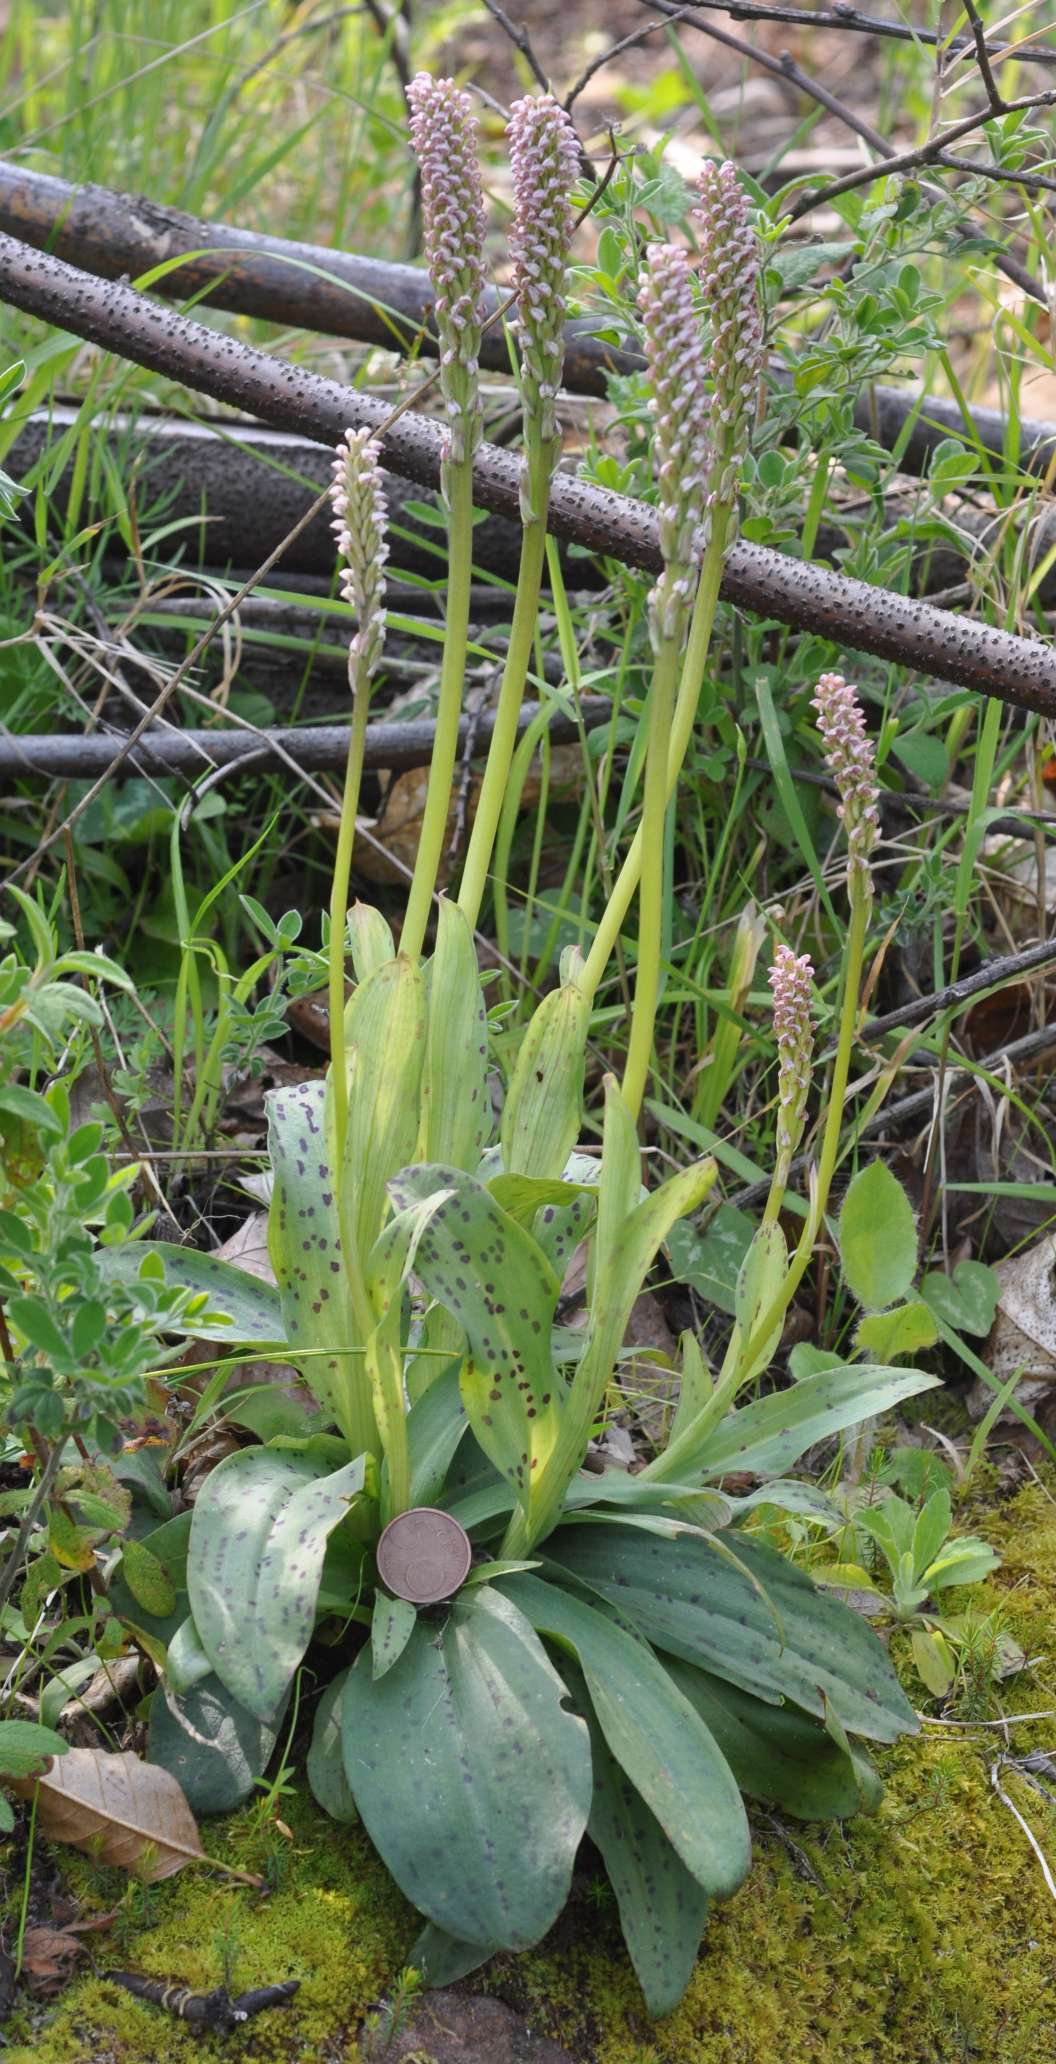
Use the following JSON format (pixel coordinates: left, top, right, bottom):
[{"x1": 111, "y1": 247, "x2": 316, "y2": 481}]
[
  {"x1": 695, "y1": 160, "x2": 763, "y2": 507},
  {"x1": 507, "y1": 94, "x2": 580, "y2": 510},
  {"x1": 811, "y1": 671, "x2": 881, "y2": 887},
  {"x1": 407, "y1": 73, "x2": 487, "y2": 470},
  {"x1": 638, "y1": 241, "x2": 713, "y2": 641},
  {"x1": 330, "y1": 428, "x2": 388, "y2": 685},
  {"x1": 769, "y1": 944, "x2": 814, "y2": 1156}
]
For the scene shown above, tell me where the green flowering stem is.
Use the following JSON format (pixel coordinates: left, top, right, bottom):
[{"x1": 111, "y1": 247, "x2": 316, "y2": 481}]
[
  {"x1": 621, "y1": 630, "x2": 680, "y2": 1120},
  {"x1": 643, "y1": 886, "x2": 869, "y2": 1484},
  {"x1": 399, "y1": 457, "x2": 476, "y2": 959},
  {"x1": 580, "y1": 505, "x2": 731, "y2": 1008},
  {"x1": 327, "y1": 680, "x2": 371, "y2": 1158},
  {"x1": 457, "y1": 441, "x2": 551, "y2": 932}
]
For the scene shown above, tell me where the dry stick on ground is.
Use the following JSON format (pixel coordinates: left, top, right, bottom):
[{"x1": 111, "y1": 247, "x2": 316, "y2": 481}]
[
  {"x1": 1, "y1": 232, "x2": 1053, "y2": 715},
  {"x1": 0, "y1": 700, "x2": 611, "y2": 780},
  {"x1": 4, "y1": 162, "x2": 1055, "y2": 470}
]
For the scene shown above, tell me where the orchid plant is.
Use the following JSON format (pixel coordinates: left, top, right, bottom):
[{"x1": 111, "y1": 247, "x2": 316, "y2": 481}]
[{"x1": 100, "y1": 86, "x2": 940, "y2": 2016}]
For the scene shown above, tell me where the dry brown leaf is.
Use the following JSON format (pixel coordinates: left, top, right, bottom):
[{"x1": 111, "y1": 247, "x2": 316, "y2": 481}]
[
  {"x1": 9, "y1": 1750, "x2": 204, "y2": 1883},
  {"x1": 988, "y1": 1233, "x2": 1056, "y2": 1384},
  {"x1": 20, "y1": 1911, "x2": 115, "y2": 1998}
]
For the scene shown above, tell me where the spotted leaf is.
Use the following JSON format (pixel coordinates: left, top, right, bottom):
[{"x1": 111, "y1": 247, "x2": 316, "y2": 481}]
[
  {"x1": 388, "y1": 1164, "x2": 562, "y2": 1516},
  {"x1": 187, "y1": 1447, "x2": 368, "y2": 1722},
  {"x1": 267, "y1": 1080, "x2": 374, "y2": 1455},
  {"x1": 341, "y1": 1583, "x2": 591, "y2": 1950}
]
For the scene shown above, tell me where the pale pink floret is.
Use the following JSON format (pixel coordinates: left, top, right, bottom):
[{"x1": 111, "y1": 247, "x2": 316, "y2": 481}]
[
  {"x1": 330, "y1": 429, "x2": 388, "y2": 683},
  {"x1": 695, "y1": 161, "x2": 764, "y2": 504},
  {"x1": 507, "y1": 94, "x2": 580, "y2": 471},
  {"x1": 407, "y1": 73, "x2": 487, "y2": 467},
  {"x1": 768, "y1": 943, "x2": 814, "y2": 1155},
  {"x1": 638, "y1": 241, "x2": 713, "y2": 639},
  {"x1": 811, "y1": 672, "x2": 881, "y2": 886}
]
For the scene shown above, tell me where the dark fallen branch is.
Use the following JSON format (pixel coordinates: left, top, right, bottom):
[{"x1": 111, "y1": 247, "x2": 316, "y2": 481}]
[
  {"x1": 856, "y1": 938, "x2": 1056, "y2": 1046},
  {"x1": 18, "y1": 408, "x2": 1056, "y2": 606},
  {"x1": 0, "y1": 162, "x2": 638, "y2": 392},
  {"x1": 1, "y1": 234, "x2": 1053, "y2": 714},
  {"x1": 0, "y1": 697, "x2": 612, "y2": 781},
  {"x1": 108, "y1": 1972, "x2": 298, "y2": 2035},
  {"x1": 3, "y1": 163, "x2": 1054, "y2": 479}
]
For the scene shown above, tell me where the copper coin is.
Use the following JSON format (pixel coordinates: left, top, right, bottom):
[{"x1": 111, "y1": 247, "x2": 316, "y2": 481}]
[{"x1": 375, "y1": 1507, "x2": 473, "y2": 1606}]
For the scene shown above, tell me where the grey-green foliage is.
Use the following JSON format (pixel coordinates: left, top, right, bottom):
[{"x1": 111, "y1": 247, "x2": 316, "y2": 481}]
[{"x1": 104, "y1": 904, "x2": 937, "y2": 2015}]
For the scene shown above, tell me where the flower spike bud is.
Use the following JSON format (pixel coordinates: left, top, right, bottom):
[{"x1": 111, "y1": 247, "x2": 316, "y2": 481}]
[
  {"x1": 768, "y1": 943, "x2": 814, "y2": 1159},
  {"x1": 638, "y1": 241, "x2": 713, "y2": 644},
  {"x1": 811, "y1": 672, "x2": 881, "y2": 891},
  {"x1": 506, "y1": 93, "x2": 581, "y2": 521},
  {"x1": 407, "y1": 72, "x2": 487, "y2": 478},
  {"x1": 330, "y1": 428, "x2": 389, "y2": 684},
  {"x1": 695, "y1": 160, "x2": 764, "y2": 509}
]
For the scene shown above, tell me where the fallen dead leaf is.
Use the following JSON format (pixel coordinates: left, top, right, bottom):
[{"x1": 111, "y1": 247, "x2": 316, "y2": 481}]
[
  {"x1": 987, "y1": 1233, "x2": 1056, "y2": 1384},
  {"x1": 8, "y1": 1749, "x2": 205, "y2": 1883},
  {"x1": 20, "y1": 1911, "x2": 116, "y2": 1998}
]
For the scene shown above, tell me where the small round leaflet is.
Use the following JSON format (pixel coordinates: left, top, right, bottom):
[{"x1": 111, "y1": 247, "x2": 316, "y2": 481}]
[{"x1": 375, "y1": 1507, "x2": 473, "y2": 1605}]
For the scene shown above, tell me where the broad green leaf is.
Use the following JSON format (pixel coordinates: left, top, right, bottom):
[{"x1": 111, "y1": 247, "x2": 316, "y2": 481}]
[
  {"x1": 371, "y1": 1593, "x2": 417, "y2": 1679},
  {"x1": 306, "y1": 1671, "x2": 358, "y2": 1824},
  {"x1": 0, "y1": 1084, "x2": 64, "y2": 1138},
  {"x1": 910, "y1": 1626, "x2": 956, "y2": 1697},
  {"x1": 692, "y1": 1363, "x2": 940, "y2": 1481},
  {"x1": 857, "y1": 1493, "x2": 916, "y2": 1567},
  {"x1": 531, "y1": 1188, "x2": 596, "y2": 1279},
  {"x1": 501, "y1": 982, "x2": 588, "y2": 1181},
  {"x1": 98, "y1": 1243, "x2": 284, "y2": 1343},
  {"x1": 108, "y1": 1512, "x2": 192, "y2": 1648},
  {"x1": 666, "y1": 1660, "x2": 882, "y2": 1819},
  {"x1": 488, "y1": 1174, "x2": 588, "y2": 1227},
  {"x1": 920, "y1": 1260, "x2": 999, "y2": 1338},
  {"x1": 407, "y1": 1361, "x2": 468, "y2": 1505},
  {"x1": 855, "y1": 1299, "x2": 939, "y2": 1361},
  {"x1": 838, "y1": 1161, "x2": 918, "y2": 1311},
  {"x1": 546, "y1": 1524, "x2": 917, "y2": 1742},
  {"x1": 419, "y1": 900, "x2": 488, "y2": 1171},
  {"x1": 187, "y1": 1447, "x2": 367, "y2": 1720},
  {"x1": 925, "y1": 1539, "x2": 999, "y2": 1591},
  {"x1": 667, "y1": 1204, "x2": 757, "y2": 1319},
  {"x1": 670, "y1": 1330, "x2": 713, "y2": 1446},
  {"x1": 348, "y1": 902, "x2": 394, "y2": 981},
  {"x1": 388, "y1": 1164, "x2": 562, "y2": 1514},
  {"x1": 912, "y1": 1489, "x2": 952, "y2": 1582},
  {"x1": 411, "y1": 1924, "x2": 495, "y2": 1988},
  {"x1": 0, "y1": 1720, "x2": 67, "y2": 1779},
  {"x1": 733, "y1": 1222, "x2": 787, "y2": 1383},
  {"x1": 119, "y1": 1538, "x2": 177, "y2": 1619},
  {"x1": 579, "y1": 1687, "x2": 709, "y2": 2016},
  {"x1": 267, "y1": 1079, "x2": 375, "y2": 1452},
  {"x1": 501, "y1": 1573, "x2": 750, "y2": 1899},
  {"x1": 342, "y1": 1584, "x2": 591, "y2": 1950},
  {"x1": 9, "y1": 1298, "x2": 73, "y2": 1368},
  {"x1": 167, "y1": 1616, "x2": 213, "y2": 1694},
  {"x1": 148, "y1": 1673, "x2": 281, "y2": 1815},
  {"x1": 342, "y1": 954, "x2": 426, "y2": 1257}
]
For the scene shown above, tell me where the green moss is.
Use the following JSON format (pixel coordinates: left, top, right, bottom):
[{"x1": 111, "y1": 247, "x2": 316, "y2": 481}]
[
  {"x1": 3, "y1": 1790, "x2": 414, "y2": 2064},
  {"x1": 11, "y1": 1476, "x2": 1056, "y2": 2063}
]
